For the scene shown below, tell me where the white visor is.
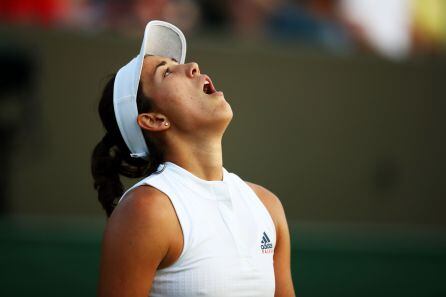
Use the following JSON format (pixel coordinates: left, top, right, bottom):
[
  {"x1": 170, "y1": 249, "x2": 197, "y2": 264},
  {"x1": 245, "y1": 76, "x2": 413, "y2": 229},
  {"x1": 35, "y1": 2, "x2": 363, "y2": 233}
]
[{"x1": 113, "y1": 20, "x2": 187, "y2": 159}]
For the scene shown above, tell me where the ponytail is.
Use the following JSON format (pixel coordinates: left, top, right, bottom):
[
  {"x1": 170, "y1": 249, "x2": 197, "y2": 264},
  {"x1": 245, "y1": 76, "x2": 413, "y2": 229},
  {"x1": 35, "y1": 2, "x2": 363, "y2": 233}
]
[
  {"x1": 91, "y1": 133, "x2": 124, "y2": 216},
  {"x1": 91, "y1": 75, "x2": 163, "y2": 217}
]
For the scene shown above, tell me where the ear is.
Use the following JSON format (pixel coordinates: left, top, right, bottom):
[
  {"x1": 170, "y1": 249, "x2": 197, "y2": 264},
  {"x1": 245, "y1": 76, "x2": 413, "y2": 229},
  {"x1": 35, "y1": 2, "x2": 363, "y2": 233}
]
[{"x1": 137, "y1": 112, "x2": 170, "y2": 132}]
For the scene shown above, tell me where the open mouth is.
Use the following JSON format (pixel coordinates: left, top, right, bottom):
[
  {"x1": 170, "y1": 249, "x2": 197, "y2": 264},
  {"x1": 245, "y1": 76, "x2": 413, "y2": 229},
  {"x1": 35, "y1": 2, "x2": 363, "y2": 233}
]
[{"x1": 202, "y1": 76, "x2": 217, "y2": 95}]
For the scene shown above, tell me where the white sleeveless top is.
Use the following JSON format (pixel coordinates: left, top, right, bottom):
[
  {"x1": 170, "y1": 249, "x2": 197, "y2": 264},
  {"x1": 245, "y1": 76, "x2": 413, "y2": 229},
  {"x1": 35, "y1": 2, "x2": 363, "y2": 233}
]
[{"x1": 121, "y1": 162, "x2": 276, "y2": 297}]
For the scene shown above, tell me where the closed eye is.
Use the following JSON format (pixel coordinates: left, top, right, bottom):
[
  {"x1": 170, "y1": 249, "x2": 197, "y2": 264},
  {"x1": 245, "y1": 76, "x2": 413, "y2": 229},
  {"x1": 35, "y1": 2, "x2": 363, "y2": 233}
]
[{"x1": 163, "y1": 67, "x2": 171, "y2": 78}]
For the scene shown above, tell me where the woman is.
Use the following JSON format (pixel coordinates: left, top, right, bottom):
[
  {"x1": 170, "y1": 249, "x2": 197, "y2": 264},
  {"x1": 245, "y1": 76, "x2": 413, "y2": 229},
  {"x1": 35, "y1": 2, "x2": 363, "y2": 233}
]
[{"x1": 92, "y1": 20, "x2": 295, "y2": 297}]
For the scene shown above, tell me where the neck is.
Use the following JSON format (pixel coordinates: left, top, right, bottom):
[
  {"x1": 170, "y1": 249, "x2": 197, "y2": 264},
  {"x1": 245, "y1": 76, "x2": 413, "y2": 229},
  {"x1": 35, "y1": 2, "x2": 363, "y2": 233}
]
[{"x1": 163, "y1": 135, "x2": 224, "y2": 181}]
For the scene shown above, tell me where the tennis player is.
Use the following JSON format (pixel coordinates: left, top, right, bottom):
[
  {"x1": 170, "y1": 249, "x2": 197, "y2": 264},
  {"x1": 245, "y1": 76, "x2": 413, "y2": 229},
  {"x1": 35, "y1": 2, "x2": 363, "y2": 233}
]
[{"x1": 92, "y1": 20, "x2": 295, "y2": 297}]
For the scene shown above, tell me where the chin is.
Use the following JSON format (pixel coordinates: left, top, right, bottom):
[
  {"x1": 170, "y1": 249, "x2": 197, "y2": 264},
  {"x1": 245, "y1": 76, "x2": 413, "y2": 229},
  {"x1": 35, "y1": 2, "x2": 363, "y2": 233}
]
[
  {"x1": 226, "y1": 104, "x2": 234, "y2": 121},
  {"x1": 221, "y1": 105, "x2": 233, "y2": 129},
  {"x1": 221, "y1": 99, "x2": 233, "y2": 120},
  {"x1": 208, "y1": 103, "x2": 232, "y2": 134}
]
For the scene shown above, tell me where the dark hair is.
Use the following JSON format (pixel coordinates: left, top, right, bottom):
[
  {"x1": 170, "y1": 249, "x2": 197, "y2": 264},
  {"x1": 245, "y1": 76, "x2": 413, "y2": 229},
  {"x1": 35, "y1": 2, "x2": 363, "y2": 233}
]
[{"x1": 91, "y1": 75, "x2": 164, "y2": 217}]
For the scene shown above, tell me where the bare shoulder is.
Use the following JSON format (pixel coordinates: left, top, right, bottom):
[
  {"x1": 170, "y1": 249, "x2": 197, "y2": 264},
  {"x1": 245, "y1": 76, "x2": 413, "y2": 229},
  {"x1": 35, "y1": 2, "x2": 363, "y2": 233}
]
[
  {"x1": 106, "y1": 185, "x2": 180, "y2": 248},
  {"x1": 98, "y1": 186, "x2": 177, "y2": 296},
  {"x1": 245, "y1": 182, "x2": 282, "y2": 206},
  {"x1": 103, "y1": 185, "x2": 177, "y2": 254},
  {"x1": 245, "y1": 182, "x2": 285, "y2": 230},
  {"x1": 105, "y1": 186, "x2": 174, "y2": 234},
  {"x1": 112, "y1": 186, "x2": 174, "y2": 223}
]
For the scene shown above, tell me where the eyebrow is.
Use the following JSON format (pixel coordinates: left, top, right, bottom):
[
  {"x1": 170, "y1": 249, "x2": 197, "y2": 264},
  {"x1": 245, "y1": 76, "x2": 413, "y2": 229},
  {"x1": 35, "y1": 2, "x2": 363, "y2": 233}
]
[{"x1": 153, "y1": 61, "x2": 167, "y2": 76}]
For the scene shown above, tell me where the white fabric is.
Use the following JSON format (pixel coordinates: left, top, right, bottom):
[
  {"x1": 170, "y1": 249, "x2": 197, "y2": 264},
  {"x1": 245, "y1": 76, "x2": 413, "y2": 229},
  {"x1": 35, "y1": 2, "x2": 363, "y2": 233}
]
[
  {"x1": 113, "y1": 21, "x2": 187, "y2": 159},
  {"x1": 120, "y1": 162, "x2": 276, "y2": 297}
]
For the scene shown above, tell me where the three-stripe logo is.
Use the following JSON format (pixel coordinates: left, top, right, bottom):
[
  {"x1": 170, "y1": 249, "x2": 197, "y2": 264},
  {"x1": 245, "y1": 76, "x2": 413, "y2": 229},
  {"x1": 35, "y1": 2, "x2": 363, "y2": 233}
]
[{"x1": 260, "y1": 231, "x2": 273, "y2": 253}]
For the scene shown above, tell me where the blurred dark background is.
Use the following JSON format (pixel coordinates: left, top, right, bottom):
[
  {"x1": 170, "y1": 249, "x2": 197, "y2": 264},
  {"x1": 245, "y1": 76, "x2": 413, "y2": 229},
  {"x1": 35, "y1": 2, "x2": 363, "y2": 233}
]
[{"x1": 1, "y1": 0, "x2": 445, "y2": 296}]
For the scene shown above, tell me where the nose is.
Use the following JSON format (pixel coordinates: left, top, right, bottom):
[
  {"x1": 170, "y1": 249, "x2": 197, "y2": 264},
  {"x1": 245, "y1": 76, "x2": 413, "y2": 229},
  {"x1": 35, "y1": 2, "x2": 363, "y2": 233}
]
[{"x1": 185, "y1": 62, "x2": 200, "y2": 78}]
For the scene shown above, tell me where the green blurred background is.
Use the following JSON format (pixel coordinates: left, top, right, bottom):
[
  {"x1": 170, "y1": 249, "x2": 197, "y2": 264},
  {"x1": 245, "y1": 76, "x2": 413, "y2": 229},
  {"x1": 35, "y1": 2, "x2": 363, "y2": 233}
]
[{"x1": 1, "y1": 1, "x2": 446, "y2": 295}]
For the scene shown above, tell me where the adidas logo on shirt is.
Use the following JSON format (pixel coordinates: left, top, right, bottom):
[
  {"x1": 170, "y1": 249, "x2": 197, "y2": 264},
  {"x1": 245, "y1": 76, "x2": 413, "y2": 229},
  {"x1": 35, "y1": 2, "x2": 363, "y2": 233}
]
[{"x1": 260, "y1": 231, "x2": 273, "y2": 253}]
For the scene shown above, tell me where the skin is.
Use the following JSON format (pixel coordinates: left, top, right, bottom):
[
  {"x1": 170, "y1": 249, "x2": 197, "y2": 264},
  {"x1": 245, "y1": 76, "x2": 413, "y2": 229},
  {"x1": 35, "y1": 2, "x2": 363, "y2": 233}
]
[{"x1": 98, "y1": 56, "x2": 295, "y2": 297}]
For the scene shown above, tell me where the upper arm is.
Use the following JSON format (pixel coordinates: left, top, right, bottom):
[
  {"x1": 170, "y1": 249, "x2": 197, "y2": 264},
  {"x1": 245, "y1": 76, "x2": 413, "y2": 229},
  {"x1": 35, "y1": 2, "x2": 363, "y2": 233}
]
[
  {"x1": 246, "y1": 182, "x2": 296, "y2": 297},
  {"x1": 97, "y1": 186, "x2": 174, "y2": 297}
]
